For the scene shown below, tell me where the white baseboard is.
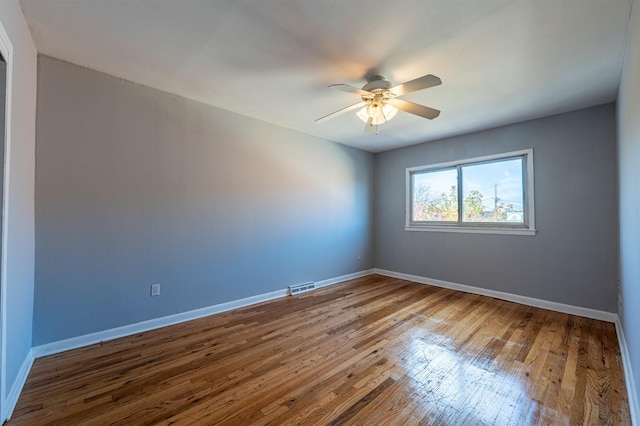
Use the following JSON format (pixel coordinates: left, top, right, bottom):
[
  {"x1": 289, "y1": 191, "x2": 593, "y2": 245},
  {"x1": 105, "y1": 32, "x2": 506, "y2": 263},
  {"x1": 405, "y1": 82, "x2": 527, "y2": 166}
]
[
  {"x1": 615, "y1": 320, "x2": 639, "y2": 425},
  {"x1": 3, "y1": 348, "x2": 34, "y2": 422},
  {"x1": 315, "y1": 269, "x2": 374, "y2": 289},
  {"x1": 373, "y1": 269, "x2": 618, "y2": 323},
  {"x1": 32, "y1": 269, "x2": 375, "y2": 359}
]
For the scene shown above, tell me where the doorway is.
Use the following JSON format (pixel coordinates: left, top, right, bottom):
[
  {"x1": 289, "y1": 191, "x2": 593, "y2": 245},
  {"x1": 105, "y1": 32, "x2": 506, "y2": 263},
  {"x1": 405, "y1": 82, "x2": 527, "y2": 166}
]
[{"x1": 0, "y1": 51, "x2": 6, "y2": 421}]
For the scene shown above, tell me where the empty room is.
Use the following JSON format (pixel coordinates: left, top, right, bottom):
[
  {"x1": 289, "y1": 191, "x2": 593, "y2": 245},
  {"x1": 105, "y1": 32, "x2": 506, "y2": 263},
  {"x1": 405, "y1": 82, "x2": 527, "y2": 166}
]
[{"x1": 0, "y1": 0, "x2": 639, "y2": 424}]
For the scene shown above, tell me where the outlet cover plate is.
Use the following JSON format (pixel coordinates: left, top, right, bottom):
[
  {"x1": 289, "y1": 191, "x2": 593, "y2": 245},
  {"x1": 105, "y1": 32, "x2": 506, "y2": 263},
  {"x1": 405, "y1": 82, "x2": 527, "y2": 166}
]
[{"x1": 150, "y1": 284, "x2": 160, "y2": 296}]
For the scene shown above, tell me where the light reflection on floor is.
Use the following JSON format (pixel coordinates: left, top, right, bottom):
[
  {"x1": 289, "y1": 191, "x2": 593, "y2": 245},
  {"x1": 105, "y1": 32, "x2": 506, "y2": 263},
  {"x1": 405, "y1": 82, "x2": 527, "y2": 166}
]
[{"x1": 401, "y1": 334, "x2": 531, "y2": 424}]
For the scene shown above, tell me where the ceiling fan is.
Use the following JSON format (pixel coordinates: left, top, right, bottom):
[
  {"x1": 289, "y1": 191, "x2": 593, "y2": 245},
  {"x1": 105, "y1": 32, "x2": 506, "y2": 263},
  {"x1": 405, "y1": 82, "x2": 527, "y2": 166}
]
[{"x1": 316, "y1": 74, "x2": 442, "y2": 134}]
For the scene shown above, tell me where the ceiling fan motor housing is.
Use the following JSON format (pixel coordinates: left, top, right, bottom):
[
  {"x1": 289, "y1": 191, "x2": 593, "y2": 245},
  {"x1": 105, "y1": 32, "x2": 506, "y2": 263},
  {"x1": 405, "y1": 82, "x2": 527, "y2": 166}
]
[{"x1": 362, "y1": 75, "x2": 392, "y2": 93}]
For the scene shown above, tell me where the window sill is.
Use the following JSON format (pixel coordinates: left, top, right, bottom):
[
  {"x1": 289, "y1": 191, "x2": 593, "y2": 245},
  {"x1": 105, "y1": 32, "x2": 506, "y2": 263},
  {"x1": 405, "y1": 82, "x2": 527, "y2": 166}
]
[{"x1": 404, "y1": 226, "x2": 536, "y2": 236}]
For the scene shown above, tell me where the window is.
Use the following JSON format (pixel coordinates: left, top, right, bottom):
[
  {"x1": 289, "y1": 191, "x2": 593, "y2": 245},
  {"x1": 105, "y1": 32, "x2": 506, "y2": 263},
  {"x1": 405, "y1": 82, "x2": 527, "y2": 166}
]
[{"x1": 406, "y1": 149, "x2": 535, "y2": 235}]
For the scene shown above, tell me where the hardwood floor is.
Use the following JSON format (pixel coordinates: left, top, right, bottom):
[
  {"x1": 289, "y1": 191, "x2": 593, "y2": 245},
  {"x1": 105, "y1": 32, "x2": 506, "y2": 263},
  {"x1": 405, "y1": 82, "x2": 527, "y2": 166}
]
[{"x1": 9, "y1": 275, "x2": 631, "y2": 425}]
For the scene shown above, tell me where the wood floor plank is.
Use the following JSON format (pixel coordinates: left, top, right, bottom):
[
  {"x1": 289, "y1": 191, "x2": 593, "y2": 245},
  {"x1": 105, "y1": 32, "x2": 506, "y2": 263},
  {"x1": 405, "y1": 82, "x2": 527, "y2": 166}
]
[{"x1": 8, "y1": 275, "x2": 631, "y2": 425}]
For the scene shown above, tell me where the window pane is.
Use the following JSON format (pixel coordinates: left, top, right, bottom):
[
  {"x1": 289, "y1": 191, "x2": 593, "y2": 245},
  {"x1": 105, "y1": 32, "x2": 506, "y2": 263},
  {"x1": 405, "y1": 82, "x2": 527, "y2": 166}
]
[
  {"x1": 461, "y1": 158, "x2": 524, "y2": 223},
  {"x1": 412, "y1": 168, "x2": 458, "y2": 222}
]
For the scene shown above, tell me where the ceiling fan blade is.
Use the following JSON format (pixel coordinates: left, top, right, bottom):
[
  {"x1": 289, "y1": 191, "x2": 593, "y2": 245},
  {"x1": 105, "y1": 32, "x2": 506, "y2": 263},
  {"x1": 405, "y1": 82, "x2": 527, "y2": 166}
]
[
  {"x1": 387, "y1": 98, "x2": 440, "y2": 120},
  {"x1": 389, "y1": 74, "x2": 442, "y2": 96},
  {"x1": 329, "y1": 84, "x2": 372, "y2": 96},
  {"x1": 315, "y1": 101, "x2": 368, "y2": 123}
]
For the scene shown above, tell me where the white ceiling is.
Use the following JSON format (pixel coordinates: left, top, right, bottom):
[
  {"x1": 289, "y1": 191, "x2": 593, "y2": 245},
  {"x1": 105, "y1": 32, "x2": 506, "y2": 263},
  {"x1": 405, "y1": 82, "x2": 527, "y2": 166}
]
[{"x1": 20, "y1": 0, "x2": 633, "y2": 153}]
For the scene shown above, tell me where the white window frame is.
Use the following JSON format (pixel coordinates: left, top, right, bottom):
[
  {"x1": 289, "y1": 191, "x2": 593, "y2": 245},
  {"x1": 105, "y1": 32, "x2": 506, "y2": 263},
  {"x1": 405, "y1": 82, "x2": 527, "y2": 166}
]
[{"x1": 405, "y1": 149, "x2": 536, "y2": 236}]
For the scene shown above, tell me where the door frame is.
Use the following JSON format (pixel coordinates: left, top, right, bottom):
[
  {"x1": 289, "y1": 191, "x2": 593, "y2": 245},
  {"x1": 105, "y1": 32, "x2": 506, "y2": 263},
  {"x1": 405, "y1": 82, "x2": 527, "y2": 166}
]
[{"x1": 0, "y1": 19, "x2": 13, "y2": 422}]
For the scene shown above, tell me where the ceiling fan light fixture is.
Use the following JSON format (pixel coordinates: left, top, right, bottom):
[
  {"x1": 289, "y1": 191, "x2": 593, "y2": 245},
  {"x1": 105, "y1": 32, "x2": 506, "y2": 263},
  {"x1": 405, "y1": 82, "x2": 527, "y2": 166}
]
[
  {"x1": 356, "y1": 102, "x2": 398, "y2": 125},
  {"x1": 316, "y1": 73, "x2": 441, "y2": 128}
]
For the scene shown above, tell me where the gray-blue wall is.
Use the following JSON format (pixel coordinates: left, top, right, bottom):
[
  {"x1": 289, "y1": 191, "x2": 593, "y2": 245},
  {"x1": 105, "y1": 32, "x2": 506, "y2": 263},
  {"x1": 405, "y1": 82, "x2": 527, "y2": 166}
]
[
  {"x1": 33, "y1": 53, "x2": 623, "y2": 359},
  {"x1": 618, "y1": 0, "x2": 640, "y2": 412},
  {"x1": 34, "y1": 56, "x2": 374, "y2": 345},
  {"x1": 375, "y1": 104, "x2": 618, "y2": 312}
]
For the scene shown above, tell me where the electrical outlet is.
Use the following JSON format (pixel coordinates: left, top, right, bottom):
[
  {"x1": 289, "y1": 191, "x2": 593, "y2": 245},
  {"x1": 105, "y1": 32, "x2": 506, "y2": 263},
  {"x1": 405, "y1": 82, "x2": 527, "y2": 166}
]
[{"x1": 150, "y1": 284, "x2": 160, "y2": 296}]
